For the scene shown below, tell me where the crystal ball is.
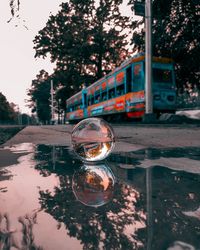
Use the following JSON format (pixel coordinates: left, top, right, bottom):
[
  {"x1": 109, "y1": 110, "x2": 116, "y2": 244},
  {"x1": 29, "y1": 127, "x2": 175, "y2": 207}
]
[
  {"x1": 72, "y1": 163, "x2": 115, "y2": 207},
  {"x1": 71, "y1": 118, "x2": 115, "y2": 162}
]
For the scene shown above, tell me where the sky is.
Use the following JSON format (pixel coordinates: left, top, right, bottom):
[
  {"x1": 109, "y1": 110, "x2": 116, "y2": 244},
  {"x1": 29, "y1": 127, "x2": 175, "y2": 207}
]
[{"x1": 0, "y1": 0, "x2": 133, "y2": 114}]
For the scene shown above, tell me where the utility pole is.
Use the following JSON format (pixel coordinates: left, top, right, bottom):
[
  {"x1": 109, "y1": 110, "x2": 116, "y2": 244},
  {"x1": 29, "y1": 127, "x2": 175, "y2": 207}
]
[
  {"x1": 145, "y1": 0, "x2": 153, "y2": 114},
  {"x1": 134, "y1": 0, "x2": 155, "y2": 120},
  {"x1": 51, "y1": 80, "x2": 54, "y2": 124}
]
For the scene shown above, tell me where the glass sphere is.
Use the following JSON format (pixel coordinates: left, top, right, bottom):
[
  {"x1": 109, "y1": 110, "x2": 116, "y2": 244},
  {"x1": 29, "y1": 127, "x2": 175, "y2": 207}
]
[
  {"x1": 71, "y1": 118, "x2": 115, "y2": 162},
  {"x1": 72, "y1": 163, "x2": 115, "y2": 207}
]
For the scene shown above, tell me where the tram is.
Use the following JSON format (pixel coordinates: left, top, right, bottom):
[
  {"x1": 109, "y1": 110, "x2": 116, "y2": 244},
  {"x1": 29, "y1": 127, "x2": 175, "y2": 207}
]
[{"x1": 66, "y1": 53, "x2": 176, "y2": 122}]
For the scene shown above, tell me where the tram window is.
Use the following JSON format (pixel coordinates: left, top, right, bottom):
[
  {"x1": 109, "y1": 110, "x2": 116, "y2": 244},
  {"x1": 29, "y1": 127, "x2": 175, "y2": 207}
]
[
  {"x1": 116, "y1": 84, "x2": 125, "y2": 96},
  {"x1": 83, "y1": 93, "x2": 87, "y2": 107},
  {"x1": 153, "y1": 68, "x2": 172, "y2": 83},
  {"x1": 88, "y1": 95, "x2": 92, "y2": 106},
  {"x1": 102, "y1": 92, "x2": 107, "y2": 101},
  {"x1": 133, "y1": 63, "x2": 143, "y2": 91},
  {"x1": 87, "y1": 97, "x2": 90, "y2": 106},
  {"x1": 91, "y1": 97, "x2": 94, "y2": 105},
  {"x1": 108, "y1": 88, "x2": 115, "y2": 99},
  {"x1": 95, "y1": 94, "x2": 100, "y2": 103},
  {"x1": 74, "y1": 101, "x2": 81, "y2": 110},
  {"x1": 126, "y1": 67, "x2": 132, "y2": 93}
]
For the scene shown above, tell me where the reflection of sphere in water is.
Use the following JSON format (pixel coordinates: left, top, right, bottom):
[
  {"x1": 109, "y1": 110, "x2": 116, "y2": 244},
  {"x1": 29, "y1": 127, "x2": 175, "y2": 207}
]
[
  {"x1": 72, "y1": 164, "x2": 115, "y2": 207},
  {"x1": 71, "y1": 118, "x2": 115, "y2": 162}
]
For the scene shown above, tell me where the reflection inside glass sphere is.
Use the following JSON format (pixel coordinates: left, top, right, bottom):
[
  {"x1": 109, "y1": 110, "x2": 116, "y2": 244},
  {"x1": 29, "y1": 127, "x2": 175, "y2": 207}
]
[
  {"x1": 72, "y1": 163, "x2": 115, "y2": 207},
  {"x1": 71, "y1": 118, "x2": 115, "y2": 162}
]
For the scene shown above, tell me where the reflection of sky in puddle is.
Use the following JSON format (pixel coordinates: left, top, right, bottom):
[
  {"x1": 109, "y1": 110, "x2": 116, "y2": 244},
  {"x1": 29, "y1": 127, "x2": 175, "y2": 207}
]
[{"x1": 0, "y1": 143, "x2": 200, "y2": 250}]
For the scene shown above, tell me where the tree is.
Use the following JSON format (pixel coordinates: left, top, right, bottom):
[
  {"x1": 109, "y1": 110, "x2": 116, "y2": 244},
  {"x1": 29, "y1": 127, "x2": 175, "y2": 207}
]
[
  {"x1": 128, "y1": 0, "x2": 200, "y2": 91},
  {"x1": 33, "y1": 0, "x2": 130, "y2": 93},
  {"x1": 9, "y1": 0, "x2": 20, "y2": 17},
  {"x1": 27, "y1": 70, "x2": 51, "y2": 124},
  {"x1": 30, "y1": 0, "x2": 131, "y2": 119},
  {"x1": 86, "y1": 0, "x2": 130, "y2": 79},
  {"x1": 0, "y1": 92, "x2": 17, "y2": 123}
]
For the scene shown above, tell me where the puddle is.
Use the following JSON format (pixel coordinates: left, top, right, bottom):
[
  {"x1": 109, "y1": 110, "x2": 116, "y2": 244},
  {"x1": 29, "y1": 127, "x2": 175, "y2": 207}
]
[{"x1": 0, "y1": 143, "x2": 200, "y2": 250}]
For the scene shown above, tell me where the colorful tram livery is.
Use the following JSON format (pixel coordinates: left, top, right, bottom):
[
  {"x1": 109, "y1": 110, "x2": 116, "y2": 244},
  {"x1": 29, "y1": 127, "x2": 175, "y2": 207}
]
[{"x1": 66, "y1": 54, "x2": 176, "y2": 122}]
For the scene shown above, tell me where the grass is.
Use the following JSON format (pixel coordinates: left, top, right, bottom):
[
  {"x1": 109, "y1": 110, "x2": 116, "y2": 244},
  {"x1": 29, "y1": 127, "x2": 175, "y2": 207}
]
[{"x1": 0, "y1": 126, "x2": 25, "y2": 145}]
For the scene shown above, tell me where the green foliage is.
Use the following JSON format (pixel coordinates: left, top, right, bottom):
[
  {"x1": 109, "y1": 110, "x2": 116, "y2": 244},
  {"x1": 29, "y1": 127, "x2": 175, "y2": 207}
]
[
  {"x1": 0, "y1": 92, "x2": 16, "y2": 123},
  {"x1": 27, "y1": 70, "x2": 51, "y2": 124},
  {"x1": 33, "y1": 0, "x2": 130, "y2": 92},
  {"x1": 9, "y1": 0, "x2": 20, "y2": 17},
  {"x1": 29, "y1": 0, "x2": 131, "y2": 119},
  {"x1": 0, "y1": 126, "x2": 24, "y2": 145},
  {"x1": 129, "y1": 0, "x2": 200, "y2": 91},
  {"x1": 89, "y1": 0, "x2": 130, "y2": 78}
]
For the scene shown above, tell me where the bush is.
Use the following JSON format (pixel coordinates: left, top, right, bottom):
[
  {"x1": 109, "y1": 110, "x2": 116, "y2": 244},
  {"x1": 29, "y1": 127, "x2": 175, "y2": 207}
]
[{"x1": 0, "y1": 126, "x2": 25, "y2": 145}]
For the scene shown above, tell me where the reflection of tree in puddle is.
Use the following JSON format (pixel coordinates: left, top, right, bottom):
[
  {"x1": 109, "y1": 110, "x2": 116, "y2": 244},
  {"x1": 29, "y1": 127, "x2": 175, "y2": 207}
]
[
  {"x1": 0, "y1": 213, "x2": 17, "y2": 249},
  {"x1": 33, "y1": 145, "x2": 146, "y2": 249},
  {"x1": 32, "y1": 145, "x2": 200, "y2": 249},
  {"x1": 39, "y1": 180, "x2": 145, "y2": 249},
  {"x1": 0, "y1": 212, "x2": 43, "y2": 250}
]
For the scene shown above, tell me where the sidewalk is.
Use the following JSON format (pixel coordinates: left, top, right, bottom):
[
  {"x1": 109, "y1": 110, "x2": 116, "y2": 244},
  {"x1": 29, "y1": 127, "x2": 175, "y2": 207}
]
[
  {"x1": 2, "y1": 125, "x2": 72, "y2": 147},
  {"x1": 2, "y1": 124, "x2": 200, "y2": 151}
]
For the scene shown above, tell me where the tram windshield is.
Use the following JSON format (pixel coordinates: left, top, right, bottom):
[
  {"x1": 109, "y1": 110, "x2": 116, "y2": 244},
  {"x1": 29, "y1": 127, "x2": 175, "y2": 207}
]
[{"x1": 153, "y1": 68, "x2": 173, "y2": 83}]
